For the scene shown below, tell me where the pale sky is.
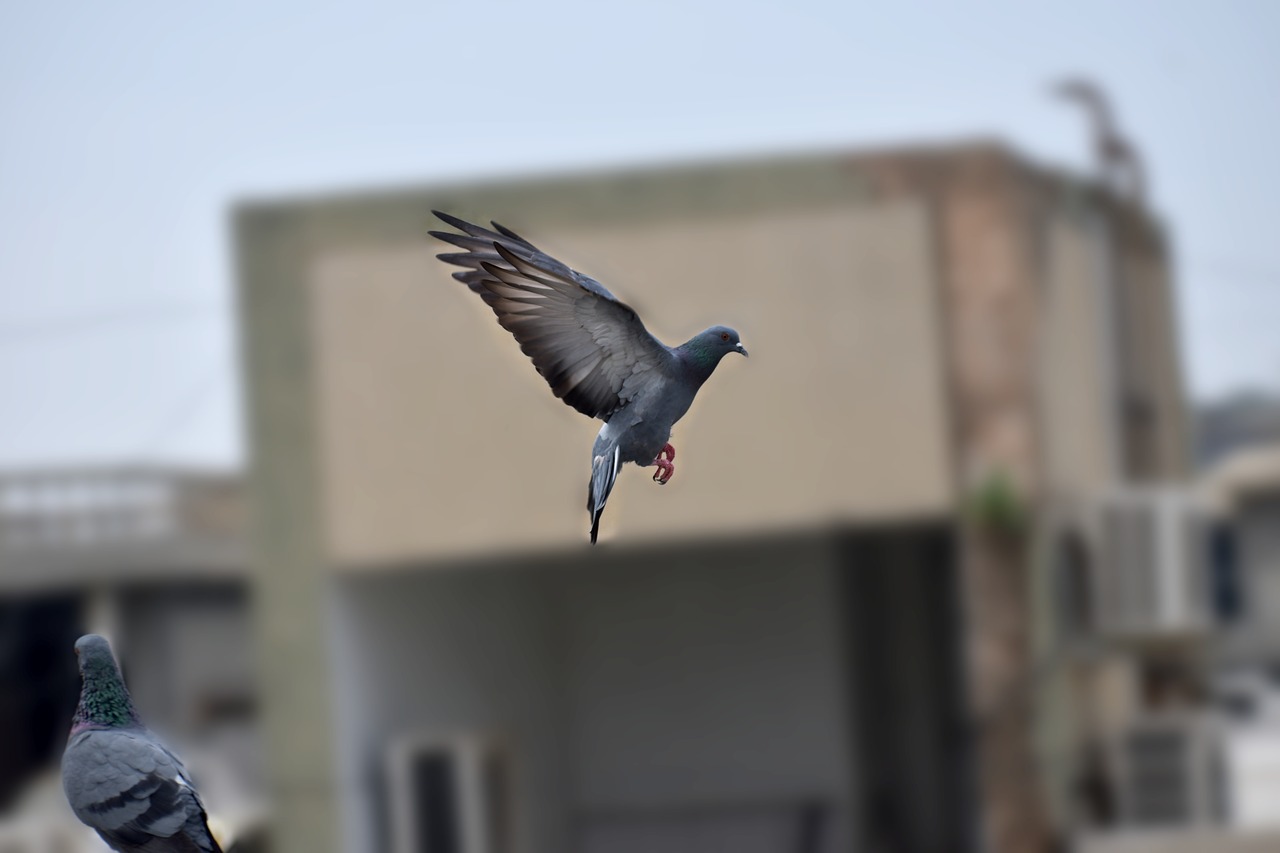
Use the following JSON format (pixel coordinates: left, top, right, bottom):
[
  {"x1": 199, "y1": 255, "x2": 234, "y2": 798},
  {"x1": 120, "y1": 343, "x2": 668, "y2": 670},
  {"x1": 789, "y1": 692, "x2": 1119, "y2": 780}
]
[{"x1": 1, "y1": 0, "x2": 1277, "y2": 468}]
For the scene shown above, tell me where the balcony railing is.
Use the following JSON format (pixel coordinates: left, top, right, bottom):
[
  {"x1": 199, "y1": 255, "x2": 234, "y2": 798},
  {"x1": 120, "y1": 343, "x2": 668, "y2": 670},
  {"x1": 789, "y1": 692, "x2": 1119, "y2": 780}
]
[{"x1": 0, "y1": 467, "x2": 246, "y2": 587}]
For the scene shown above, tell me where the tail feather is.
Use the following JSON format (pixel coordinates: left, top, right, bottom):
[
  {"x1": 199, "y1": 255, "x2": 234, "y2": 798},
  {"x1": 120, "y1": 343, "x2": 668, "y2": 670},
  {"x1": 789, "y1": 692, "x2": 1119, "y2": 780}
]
[{"x1": 587, "y1": 444, "x2": 622, "y2": 544}]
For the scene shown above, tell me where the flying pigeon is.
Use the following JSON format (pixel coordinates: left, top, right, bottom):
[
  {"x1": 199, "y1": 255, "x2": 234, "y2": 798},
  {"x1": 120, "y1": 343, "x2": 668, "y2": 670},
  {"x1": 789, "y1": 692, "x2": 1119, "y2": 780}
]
[
  {"x1": 430, "y1": 212, "x2": 747, "y2": 543},
  {"x1": 62, "y1": 634, "x2": 223, "y2": 853}
]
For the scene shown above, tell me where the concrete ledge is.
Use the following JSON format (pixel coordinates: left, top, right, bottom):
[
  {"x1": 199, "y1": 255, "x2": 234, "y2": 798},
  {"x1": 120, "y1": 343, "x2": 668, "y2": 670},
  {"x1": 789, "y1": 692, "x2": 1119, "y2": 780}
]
[{"x1": 1078, "y1": 829, "x2": 1280, "y2": 853}]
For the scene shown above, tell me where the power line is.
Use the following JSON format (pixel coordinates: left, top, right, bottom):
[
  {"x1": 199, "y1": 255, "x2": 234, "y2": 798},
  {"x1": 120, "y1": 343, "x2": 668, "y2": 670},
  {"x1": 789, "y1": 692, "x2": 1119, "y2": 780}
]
[
  {"x1": 0, "y1": 301, "x2": 229, "y2": 345},
  {"x1": 1183, "y1": 258, "x2": 1280, "y2": 287},
  {"x1": 130, "y1": 364, "x2": 229, "y2": 460}
]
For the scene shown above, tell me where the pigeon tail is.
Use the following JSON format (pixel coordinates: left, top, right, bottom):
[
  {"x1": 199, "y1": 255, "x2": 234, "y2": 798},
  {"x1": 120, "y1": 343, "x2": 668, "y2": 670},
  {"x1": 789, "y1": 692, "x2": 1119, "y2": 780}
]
[{"x1": 588, "y1": 442, "x2": 622, "y2": 544}]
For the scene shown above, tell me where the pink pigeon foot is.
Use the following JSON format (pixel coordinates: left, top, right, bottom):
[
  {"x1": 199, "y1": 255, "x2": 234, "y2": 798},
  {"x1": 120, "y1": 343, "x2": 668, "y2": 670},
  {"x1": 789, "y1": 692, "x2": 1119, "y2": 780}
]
[{"x1": 652, "y1": 443, "x2": 676, "y2": 485}]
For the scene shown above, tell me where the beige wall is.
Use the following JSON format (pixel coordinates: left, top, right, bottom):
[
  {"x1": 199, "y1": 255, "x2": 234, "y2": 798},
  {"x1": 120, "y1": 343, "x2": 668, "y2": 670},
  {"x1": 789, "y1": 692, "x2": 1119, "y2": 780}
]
[
  {"x1": 1038, "y1": 214, "x2": 1122, "y2": 498},
  {"x1": 309, "y1": 200, "x2": 953, "y2": 565},
  {"x1": 1121, "y1": 246, "x2": 1189, "y2": 480},
  {"x1": 1035, "y1": 206, "x2": 1186, "y2": 499}
]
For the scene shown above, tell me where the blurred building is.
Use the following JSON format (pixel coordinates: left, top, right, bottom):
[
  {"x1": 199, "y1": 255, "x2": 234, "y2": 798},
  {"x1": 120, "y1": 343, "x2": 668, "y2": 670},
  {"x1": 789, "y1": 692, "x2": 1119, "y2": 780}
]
[
  {"x1": 237, "y1": 141, "x2": 1191, "y2": 853},
  {"x1": 0, "y1": 467, "x2": 262, "y2": 851},
  {"x1": 1055, "y1": 449, "x2": 1280, "y2": 851},
  {"x1": 1203, "y1": 444, "x2": 1280, "y2": 668},
  {"x1": 1198, "y1": 443, "x2": 1280, "y2": 833},
  {"x1": 1194, "y1": 393, "x2": 1280, "y2": 470}
]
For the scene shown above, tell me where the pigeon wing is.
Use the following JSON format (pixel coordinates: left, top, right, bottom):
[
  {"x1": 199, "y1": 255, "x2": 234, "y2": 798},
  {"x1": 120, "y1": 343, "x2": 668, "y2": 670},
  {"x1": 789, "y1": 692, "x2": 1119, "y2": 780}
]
[
  {"x1": 63, "y1": 730, "x2": 221, "y2": 853},
  {"x1": 431, "y1": 212, "x2": 672, "y2": 421}
]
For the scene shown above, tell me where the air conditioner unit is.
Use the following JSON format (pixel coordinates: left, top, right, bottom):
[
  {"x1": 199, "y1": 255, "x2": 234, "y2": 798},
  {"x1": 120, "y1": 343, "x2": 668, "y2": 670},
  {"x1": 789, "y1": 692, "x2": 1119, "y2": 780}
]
[
  {"x1": 1109, "y1": 714, "x2": 1223, "y2": 828},
  {"x1": 1091, "y1": 489, "x2": 1212, "y2": 638},
  {"x1": 384, "y1": 732, "x2": 509, "y2": 853}
]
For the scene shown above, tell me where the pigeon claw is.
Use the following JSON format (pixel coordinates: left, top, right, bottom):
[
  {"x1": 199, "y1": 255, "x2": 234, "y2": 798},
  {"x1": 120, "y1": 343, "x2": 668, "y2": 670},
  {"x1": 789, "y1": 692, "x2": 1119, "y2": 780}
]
[{"x1": 651, "y1": 443, "x2": 676, "y2": 485}]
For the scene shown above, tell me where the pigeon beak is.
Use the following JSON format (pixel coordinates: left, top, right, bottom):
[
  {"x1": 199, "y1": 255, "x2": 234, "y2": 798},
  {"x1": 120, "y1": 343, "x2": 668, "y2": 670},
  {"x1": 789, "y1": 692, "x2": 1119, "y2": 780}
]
[{"x1": 735, "y1": 342, "x2": 748, "y2": 357}]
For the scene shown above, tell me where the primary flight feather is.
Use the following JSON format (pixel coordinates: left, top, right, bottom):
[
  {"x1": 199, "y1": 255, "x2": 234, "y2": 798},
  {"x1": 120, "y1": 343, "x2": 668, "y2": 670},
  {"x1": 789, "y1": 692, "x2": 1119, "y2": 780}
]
[{"x1": 430, "y1": 212, "x2": 747, "y2": 543}]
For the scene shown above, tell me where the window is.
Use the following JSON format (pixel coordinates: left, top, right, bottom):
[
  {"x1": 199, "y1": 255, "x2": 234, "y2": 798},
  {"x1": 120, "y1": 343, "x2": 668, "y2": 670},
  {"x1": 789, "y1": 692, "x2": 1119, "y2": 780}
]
[{"x1": 386, "y1": 733, "x2": 510, "y2": 853}]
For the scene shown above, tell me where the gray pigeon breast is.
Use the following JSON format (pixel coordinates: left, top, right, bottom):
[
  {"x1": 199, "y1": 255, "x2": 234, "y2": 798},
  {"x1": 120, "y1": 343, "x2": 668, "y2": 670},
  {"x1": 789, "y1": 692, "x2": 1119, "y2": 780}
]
[{"x1": 606, "y1": 372, "x2": 700, "y2": 465}]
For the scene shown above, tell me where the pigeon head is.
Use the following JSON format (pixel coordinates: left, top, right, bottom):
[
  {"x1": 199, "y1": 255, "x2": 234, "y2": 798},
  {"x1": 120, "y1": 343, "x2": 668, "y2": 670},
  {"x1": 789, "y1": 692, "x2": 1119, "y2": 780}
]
[
  {"x1": 71, "y1": 634, "x2": 139, "y2": 732},
  {"x1": 74, "y1": 634, "x2": 114, "y2": 669},
  {"x1": 685, "y1": 325, "x2": 748, "y2": 367}
]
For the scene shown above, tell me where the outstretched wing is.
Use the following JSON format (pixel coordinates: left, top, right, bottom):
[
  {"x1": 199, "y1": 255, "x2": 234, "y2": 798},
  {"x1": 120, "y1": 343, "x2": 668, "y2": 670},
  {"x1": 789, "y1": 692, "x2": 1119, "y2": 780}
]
[
  {"x1": 430, "y1": 212, "x2": 672, "y2": 421},
  {"x1": 64, "y1": 730, "x2": 221, "y2": 853}
]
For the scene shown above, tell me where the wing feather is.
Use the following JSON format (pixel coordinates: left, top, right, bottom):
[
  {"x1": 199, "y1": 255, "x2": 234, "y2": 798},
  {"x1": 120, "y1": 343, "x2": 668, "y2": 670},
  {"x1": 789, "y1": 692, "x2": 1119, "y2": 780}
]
[
  {"x1": 64, "y1": 730, "x2": 222, "y2": 852},
  {"x1": 431, "y1": 212, "x2": 671, "y2": 420}
]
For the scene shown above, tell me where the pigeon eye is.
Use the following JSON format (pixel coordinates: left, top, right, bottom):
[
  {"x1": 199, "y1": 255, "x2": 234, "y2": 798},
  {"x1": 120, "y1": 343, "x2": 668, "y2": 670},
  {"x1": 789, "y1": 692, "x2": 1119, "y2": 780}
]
[{"x1": 720, "y1": 332, "x2": 730, "y2": 342}]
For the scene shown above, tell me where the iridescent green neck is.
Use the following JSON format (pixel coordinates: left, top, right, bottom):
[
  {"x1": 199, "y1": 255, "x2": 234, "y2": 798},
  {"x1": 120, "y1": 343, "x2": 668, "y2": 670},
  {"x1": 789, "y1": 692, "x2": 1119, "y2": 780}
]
[
  {"x1": 72, "y1": 655, "x2": 140, "y2": 732},
  {"x1": 678, "y1": 338, "x2": 721, "y2": 373}
]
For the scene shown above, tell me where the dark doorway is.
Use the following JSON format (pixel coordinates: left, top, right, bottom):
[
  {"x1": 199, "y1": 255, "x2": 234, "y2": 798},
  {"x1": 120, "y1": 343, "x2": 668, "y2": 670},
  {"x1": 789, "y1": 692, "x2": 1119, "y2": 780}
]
[
  {"x1": 0, "y1": 594, "x2": 83, "y2": 809},
  {"x1": 841, "y1": 528, "x2": 975, "y2": 853}
]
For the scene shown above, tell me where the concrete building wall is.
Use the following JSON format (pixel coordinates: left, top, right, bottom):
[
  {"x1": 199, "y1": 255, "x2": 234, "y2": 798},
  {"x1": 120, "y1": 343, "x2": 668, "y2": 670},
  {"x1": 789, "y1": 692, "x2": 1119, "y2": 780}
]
[
  {"x1": 558, "y1": 544, "x2": 853, "y2": 814},
  {"x1": 1038, "y1": 213, "x2": 1122, "y2": 498},
  {"x1": 1112, "y1": 214, "x2": 1188, "y2": 482},
  {"x1": 119, "y1": 584, "x2": 254, "y2": 735},
  {"x1": 1201, "y1": 448, "x2": 1280, "y2": 663},
  {"x1": 331, "y1": 566, "x2": 566, "y2": 853},
  {"x1": 330, "y1": 537, "x2": 856, "y2": 853},
  {"x1": 1234, "y1": 495, "x2": 1280, "y2": 653}
]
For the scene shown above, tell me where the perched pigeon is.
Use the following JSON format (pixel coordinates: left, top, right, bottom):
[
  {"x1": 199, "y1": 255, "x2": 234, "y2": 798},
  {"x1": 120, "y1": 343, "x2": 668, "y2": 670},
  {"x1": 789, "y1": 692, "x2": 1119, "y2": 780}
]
[
  {"x1": 430, "y1": 212, "x2": 747, "y2": 543},
  {"x1": 62, "y1": 635, "x2": 223, "y2": 853}
]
